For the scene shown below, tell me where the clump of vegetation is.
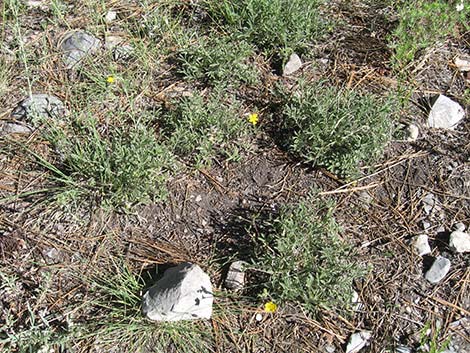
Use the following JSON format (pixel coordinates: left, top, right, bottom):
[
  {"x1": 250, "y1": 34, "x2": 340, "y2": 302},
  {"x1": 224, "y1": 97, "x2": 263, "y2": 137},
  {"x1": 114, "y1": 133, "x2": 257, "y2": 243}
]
[
  {"x1": 48, "y1": 117, "x2": 172, "y2": 210},
  {"x1": 280, "y1": 81, "x2": 393, "y2": 177},
  {"x1": 390, "y1": 0, "x2": 470, "y2": 70},
  {"x1": 204, "y1": 0, "x2": 327, "y2": 60},
  {"x1": 255, "y1": 198, "x2": 364, "y2": 316},
  {"x1": 160, "y1": 90, "x2": 253, "y2": 167},
  {"x1": 177, "y1": 34, "x2": 258, "y2": 86}
]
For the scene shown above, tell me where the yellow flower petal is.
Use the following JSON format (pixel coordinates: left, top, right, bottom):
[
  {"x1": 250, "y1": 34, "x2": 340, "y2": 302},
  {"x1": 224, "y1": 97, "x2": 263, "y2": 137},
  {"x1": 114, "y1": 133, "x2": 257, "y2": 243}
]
[
  {"x1": 264, "y1": 301, "x2": 277, "y2": 313},
  {"x1": 248, "y1": 113, "x2": 259, "y2": 126},
  {"x1": 107, "y1": 75, "x2": 115, "y2": 84}
]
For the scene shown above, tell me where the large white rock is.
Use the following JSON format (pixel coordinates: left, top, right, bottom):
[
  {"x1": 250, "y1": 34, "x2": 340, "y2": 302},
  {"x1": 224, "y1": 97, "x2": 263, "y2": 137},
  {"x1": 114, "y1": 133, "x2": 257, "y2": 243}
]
[
  {"x1": 283, "y1": 53, "x2": 302, "y2": 76},
  {"x1": 142, "y1": 263, "x2": 213, "y2": 321},
  {"x1": 346, "y1": 331, "x2": 372, "y2": 353},
  {"x1": 427, "y1": 95, "x2": 465, "y2": 130},
  {"x1": 449, "y1": 231, "x2": 470, "y2": 253},
  {"x1": 425, "y1": 256, "x2": 451, "y2": 284},
  {"x1": 61, "y1": 31, "x2": 101, "y2": 68}
]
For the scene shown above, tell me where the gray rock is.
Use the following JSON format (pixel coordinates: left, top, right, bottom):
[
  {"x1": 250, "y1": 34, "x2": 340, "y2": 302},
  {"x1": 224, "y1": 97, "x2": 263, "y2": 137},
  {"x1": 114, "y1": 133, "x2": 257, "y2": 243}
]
[
  {"x1": 422, "y1": 193, "x2": 436, "y2": 216},
  {"x1": 449, "y1": 230, "x2": 470, "y2": 253},
  {"x1": 412, "y1": 234, "x2": 432, "y2": 256},
  {"x1": 283, "y1": 53, "x2": 302, "y2": 76},
  {"x1": 0, "y1": 121, "x2": 34, "y2": 135},
  {"x1": 427, "y1": 95, "x2": 465, "y2": 130},
  {"x1": 407, "y1": 124, "x2": 419, "y2": 141},
  {"x1": 425, "y1": 256, "x2": 451, "y2": 284},
  {"x1": 61, "y1": 31, "x2": 101, "y2": 68},
  {"x1": 346, "y1": 331, "x2": 372, "y2": 353},
  {"x1": 11, "y1": 94, "x2": 66, "y2": 123},
  {"x1": 395, "y1": 346, "x2": 412, "y2": 353},
  {"x1": 142, "y1": 262, "x2": 213, "y2": 321},
  {"x1": 113, "y1": 45, "x2": 133, "y2": 61},
  {"x1": 225, "y1": 260, "x2": 247, "y2": 291}
]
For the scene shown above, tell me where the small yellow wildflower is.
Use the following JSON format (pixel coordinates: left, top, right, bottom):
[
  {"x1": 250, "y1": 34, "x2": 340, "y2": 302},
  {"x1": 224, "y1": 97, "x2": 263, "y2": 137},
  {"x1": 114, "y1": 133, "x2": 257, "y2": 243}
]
[
  {"x1": 106, "y1": 75, "x2": 115, "y2": 84},
  {"x1": 264, "y1": 301, "x2": 277, "y2": 313},
  {"x1": 248, "y1": 112, "x2": 259, "y2": 126}
]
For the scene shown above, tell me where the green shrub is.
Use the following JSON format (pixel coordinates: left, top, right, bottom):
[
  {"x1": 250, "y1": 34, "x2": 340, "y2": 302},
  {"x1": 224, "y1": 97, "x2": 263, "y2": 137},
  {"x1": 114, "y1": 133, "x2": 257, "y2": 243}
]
[
  {"x1": 280, "y1": 81, "x2": 393, "y2": 177},
  {"x1": 160, "y1": 90, "x2": 253, "y2": 167},
  {"x1": 55, "y1": 117, "x2": 172, "y2": 209},
  {"x1": 204, "y1": 0, "x2": 326, "y2": 60},
  {"x1": 390, "y1": 0, "x2": 470, "y2": 70},
  {"x1": 256, "y1": 198, "x2": 364, "y2": 316},
  {"x1": 177, "y1": 34, "x2": 258, "y2": 86}
]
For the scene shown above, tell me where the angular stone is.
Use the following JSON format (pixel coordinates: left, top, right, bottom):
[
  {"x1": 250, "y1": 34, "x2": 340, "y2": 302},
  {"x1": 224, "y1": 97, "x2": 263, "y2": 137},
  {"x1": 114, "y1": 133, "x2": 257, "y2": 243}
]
[
  {"x1": 449, "y1": 230, "x2": 470, "y2": 253},
  {"x1": 0, "y1": 121, "x2": 33, "y2": 135},
  {"x1": 407, "y1": 124, "x2": 419, "y2": 141},
  {"x1": 225, "y1": 260, "x2": 247, "y2": 291},
  {"x1": 142, "y1": 263, "x2": 213, "y2": 321},
  {"x1": 105, "y1": 10, "x2": 117, "y2": 23},
  {"x1": 412, "y1": 234, "x2": 432, "y2": 256},
  {"x1": 425, "y1": 256, "x2": 451, "y2": 284},
  {"x1": 453, "y1": 222, "x2": 466, "y2": 232},
  {"x1": 283, "y1": 53, "x2": 302, "y2": 76},
  {"x1": 61, "y1": 31, "x2": 101, "y2": 68},
  {"x1": 427, "y1": 95, "x2": 465, "y2": 130},
  {"x1": 11, "y1": 94, "x2": 66, "y2": 123},
  {"x1": 346, "y1": 331, "x2": 372, "y2": 353}
]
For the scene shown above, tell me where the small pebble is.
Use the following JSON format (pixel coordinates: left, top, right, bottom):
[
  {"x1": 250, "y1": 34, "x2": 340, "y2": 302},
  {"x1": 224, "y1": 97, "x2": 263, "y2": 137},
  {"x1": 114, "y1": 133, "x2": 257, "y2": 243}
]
[
  {"x1": 425, "y1": 256, "x2": 451, "y2": 284},
  {"x1": 407, "y1": 124, "x2": 419, "y2": 141},
  {"x1": 105, "y1": 10, "x2": 117, "y2": 23},
  {"x1": 449, "y1": 230, "x2": 470, "y2": 253},
  {"x1": 255, "y1": 313, "x2": 263, "y2": 321},
  {"x1": 453, "y1": 222, "x2": 466, "y2": 232},
  {"x1": 411, "y1": 234, "x2": 432, "y2": 256},
  {"x1": 454, "y1": 57, "x2": 470, "y2": 71},
  {"x1": 346, "y1": 331, "x2": 372, "y2": 353}
]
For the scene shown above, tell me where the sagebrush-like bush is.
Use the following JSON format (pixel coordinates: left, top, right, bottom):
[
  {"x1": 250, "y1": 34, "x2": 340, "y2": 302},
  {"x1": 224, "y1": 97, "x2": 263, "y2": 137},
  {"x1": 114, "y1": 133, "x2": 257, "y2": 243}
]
[{"x1": 281, "y1": 82, "x2": 393, "y2": 177}]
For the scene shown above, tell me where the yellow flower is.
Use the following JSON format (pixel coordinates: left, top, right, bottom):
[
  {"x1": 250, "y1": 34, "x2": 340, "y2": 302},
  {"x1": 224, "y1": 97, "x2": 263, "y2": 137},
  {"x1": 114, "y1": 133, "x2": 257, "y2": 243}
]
[
  {"x1": 264, "y1": 301, "x2": 277, "y2": 313},
  {"x1": 106, "y1": 75, "x2": 115, "y2": 84},
  {"x1": 248, "y1": 113, "x2": 259, "y2": 126}
]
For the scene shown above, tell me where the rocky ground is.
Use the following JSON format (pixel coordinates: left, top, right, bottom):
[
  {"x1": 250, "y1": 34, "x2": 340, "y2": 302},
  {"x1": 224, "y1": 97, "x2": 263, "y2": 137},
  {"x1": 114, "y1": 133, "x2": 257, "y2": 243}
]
[{"x1": 0, "y1": 1, "x2": 469, "y2": 353}]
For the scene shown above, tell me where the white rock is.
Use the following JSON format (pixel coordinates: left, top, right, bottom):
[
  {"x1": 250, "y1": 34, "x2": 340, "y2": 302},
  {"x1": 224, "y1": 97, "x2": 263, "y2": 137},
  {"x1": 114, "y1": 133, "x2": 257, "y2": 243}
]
[
  {"x1": 454, "y1": 57, "x2": 470, "y2": 71},
  {"x1": 453, "y1": 222, "x2": 466, "y2": 232},
  {"x1": 449, "y1": 231, "x2": 470, "y2": 253},
  {"x1": 225, "y1": 261, "x2": 247, "y2": 291},
  {"x1": 142, "y1": 263, "x2": 213, "y2": 321},
  {"x1": 346, "y1": 331, "x2": 372, "y2": 353},
  {"x1": 105, "y1": 10, "x2": 117, "y2": 23},
  {"x1": 407, "y1": 124, "x2": 419, "y2": 141},
  {"x1": 412, "y1": 234, "x2": 432, "y2": 256},
  {"x1": 422, "y1": 193, "x2": 435, "y2": 216},
  {"x1": 427, "y1": 95, "x2": 465, "y2": 130},
  {"x1": 255, "y1": 313, "x2": 263, "y2": 321},
  {"x1": 283, "y1": 53, "x2": 302, "y2": 76},
  {"x1": 61, "y1": 31, "x2": 101, "y2": 68},
  {"x1": 425, "y1": 256, "x2": 451, "y2": 284},
  {"x1": 11, "y1": 94, "x2": 66, "y2": 123}
]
